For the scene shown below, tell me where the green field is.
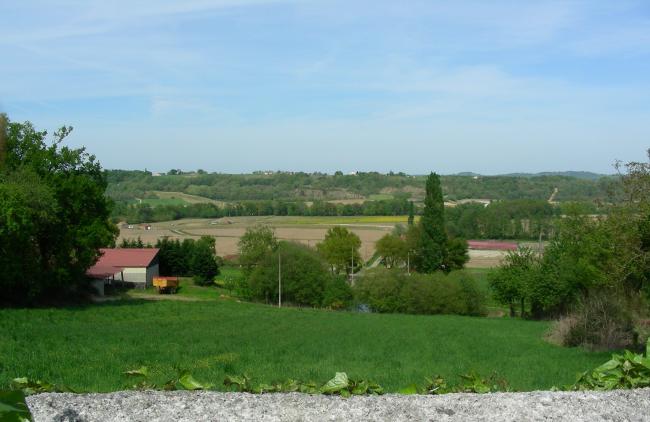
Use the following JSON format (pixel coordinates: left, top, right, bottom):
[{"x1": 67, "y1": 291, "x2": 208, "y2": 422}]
[
  {"x1": 0, "y1": 299, "x2": 608, "y2": 393},
  {"x1": 368, "y1": 193, "x2": 394, "y2": 201}
]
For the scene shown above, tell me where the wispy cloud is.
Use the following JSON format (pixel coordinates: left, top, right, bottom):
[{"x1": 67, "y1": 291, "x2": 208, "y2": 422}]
[{"x1": 1, "y1": 0, "x2": 648, "y2": 173}]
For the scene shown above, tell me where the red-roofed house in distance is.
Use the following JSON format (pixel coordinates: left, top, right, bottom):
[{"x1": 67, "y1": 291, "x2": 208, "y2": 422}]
[{"x1": 87, "y1": 248, "x2": 160, "y2": 291}]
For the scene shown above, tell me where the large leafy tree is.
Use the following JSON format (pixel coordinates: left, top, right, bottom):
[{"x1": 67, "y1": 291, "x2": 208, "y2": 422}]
[
  {"x1": 414, "y1": 173, "x2": 448, "y2": 272},
  {"x1": 488, "y1": 247, "x2": 538, "y2": 317},
  {"x1": 375, "y1": 233, "x2": 407, "y2": 268},
  {"x1": 0, "y1": 116, "x2": 117, "y2": 305},
  {"x1": 317, "y1": 226, "x2": 361, "y2": 274},
  {"x1": 238, "y1": 224, "x2": 278, "y2": 275}
]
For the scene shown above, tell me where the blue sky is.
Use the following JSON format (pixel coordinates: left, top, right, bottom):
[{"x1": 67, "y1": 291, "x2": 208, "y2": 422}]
[{"x1": 1, "y1": 1, "x2": 649, "y2": 174}]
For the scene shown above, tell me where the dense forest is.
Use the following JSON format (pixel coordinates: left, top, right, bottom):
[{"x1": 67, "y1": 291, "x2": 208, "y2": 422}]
[{"x1": 106, "y1": 169, "x2": 621, "y2": 203}]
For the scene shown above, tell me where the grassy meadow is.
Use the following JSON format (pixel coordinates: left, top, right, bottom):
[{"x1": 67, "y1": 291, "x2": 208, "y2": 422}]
[{"x1": 0, "y1": 298, "x2": 608, "y2": 393}]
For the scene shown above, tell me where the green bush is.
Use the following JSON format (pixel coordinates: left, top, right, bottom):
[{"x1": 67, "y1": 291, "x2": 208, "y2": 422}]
[
  {"x1": 354, "y1": 268, "x2": 486, "y2": 316},
  {"x1": 322, "y1": 275, "x2": 353, "y2": 309},
  {"x1": 248, "y1": 241, "x2": 332, "y2": 307}
]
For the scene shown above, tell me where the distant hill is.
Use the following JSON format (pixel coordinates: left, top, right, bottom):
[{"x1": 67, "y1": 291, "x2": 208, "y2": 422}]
[
  {"x1": 502, "y1": 171, "x2": 610, "y2": 180},
  {"x1": 106, "y1": 169, "x2": 622, "y2": 206},
  {"x1": 453, "y1": 171, "x2": 611, "y2": 181}
]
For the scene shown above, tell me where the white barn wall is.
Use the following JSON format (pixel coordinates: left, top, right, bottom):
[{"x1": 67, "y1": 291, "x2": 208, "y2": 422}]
[
  {"x1": 122, "y1": 267, "x2": 147, "y2": 286},
  {"x1": 121, "y1": 264, "x2": 160, "y2": 287}
]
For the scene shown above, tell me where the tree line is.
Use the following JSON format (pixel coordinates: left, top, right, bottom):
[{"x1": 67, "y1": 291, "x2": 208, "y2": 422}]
[
  {"x1": 111, "y1": 198, "x2": 413, "y2": 223},
  {"x1": 105, "y1": 168, "x2": 621, "y2": 203}
]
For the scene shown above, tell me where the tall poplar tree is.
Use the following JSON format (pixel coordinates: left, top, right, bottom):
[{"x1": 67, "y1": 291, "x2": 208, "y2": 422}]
[
  {"x1": 407, "y1": 201, "x2": 415, "y2": 226},
  {"x1": 415, "y1": 172, "x2": 448, "y2": 272}
]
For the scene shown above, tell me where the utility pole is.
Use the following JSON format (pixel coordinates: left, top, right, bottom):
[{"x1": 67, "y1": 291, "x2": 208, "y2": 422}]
[
  {"x1": 278, "y1": 252, "x2": 282, "y2": 308},
  {"x1": 407, "y1": 251, "x2": 410, "y2": 275}
]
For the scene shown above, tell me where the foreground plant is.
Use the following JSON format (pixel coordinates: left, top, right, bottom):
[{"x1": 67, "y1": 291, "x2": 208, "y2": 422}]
[
  {"x1": 10, "y1": 378, "x2": 74, "y2": 395},
  {"x1": 15, "y1": 348, "x2": 650, "y2": 400},
  {"x1": 224, "y1": 372, "x2": 383, "y2": 396},
  {"x1": 0, "y1": 390, "x2": 32, "y2": 422},
  {"x1": 569, "y1": 342, "x2": 650, "y2": 391},
  {"x1": 399, "y1": 373, "x2": 509, "y2": 395}
]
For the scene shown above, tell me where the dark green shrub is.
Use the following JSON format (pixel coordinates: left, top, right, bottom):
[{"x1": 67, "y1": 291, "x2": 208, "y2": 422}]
[
  {"x1": 322, "y1": 275, "x2": 353, "y2": 309},
  {"x1": 354, "y1": 268, "x2": 486, "y2": 316},
  {"x1": 248, "y1": 241, "x2": 330, "y2": 306},
  {"x1": 353, "y1": 268, "x2": 405, "y2": 313}
]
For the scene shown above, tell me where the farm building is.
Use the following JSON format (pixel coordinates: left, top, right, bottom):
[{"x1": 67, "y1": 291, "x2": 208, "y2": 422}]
[{"x1": 87, "y1": 248, "x2": 160, "y2": 289}]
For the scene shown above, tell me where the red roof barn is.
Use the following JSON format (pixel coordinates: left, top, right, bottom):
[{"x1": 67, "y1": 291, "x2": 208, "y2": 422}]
[{"x1": 87, "y1": 248, "x2": 160, "y2": 289}]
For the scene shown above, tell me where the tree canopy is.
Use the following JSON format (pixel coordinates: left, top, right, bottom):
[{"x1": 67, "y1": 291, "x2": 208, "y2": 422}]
[
  {"x1": 317, "y1": 226, "x2": 362, "y2": 274},
  {"x1": 248, "y1": 241, "x2": 350, "y2": 307},
  {"x1": 238, "y1": 224, "x2": 278, "y2": 274},
  {"x1": 0, "y1": 116, "x2": 117, "y2": 305}
]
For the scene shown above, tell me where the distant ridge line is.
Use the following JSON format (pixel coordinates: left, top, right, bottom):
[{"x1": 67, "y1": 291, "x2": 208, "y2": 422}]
[{"x1": 452, "y1": 171, "x2": 611, "y2": 180}]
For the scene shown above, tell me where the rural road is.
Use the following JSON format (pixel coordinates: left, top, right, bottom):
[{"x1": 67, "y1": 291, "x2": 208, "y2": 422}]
[{"x1": 27, "y1": 389, "x2": 650, "y2": 421}]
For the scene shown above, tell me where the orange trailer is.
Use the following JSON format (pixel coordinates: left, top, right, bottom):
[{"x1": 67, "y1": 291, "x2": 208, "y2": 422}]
[{"x1": 152, "y1": 277, "x2": 179, "y2": 294}]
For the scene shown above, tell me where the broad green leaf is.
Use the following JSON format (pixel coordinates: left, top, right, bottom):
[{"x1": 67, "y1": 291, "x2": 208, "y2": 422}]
[
  {"x1": 0, "y1": 390, "x2": 32, "y2": 422},
  {"x1": 595, "y1": 359, "x2": 620, "y2": 372},
  {"x1": 320, "y1": 372, "x2": 349, "y2": 394},
  {"x1": 178, "y1": 373, "x2": 213, "y2": 390}
]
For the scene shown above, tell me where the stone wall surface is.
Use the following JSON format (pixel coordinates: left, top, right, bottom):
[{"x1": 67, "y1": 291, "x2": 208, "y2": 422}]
[{"x1": 27, "y1": 389, "x2": 650, "y2": 422}]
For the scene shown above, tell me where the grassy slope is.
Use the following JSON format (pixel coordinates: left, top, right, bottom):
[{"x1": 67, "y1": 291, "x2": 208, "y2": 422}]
[{"x1": 0, "y1": 299, "x2": 608, "y2": 393}]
